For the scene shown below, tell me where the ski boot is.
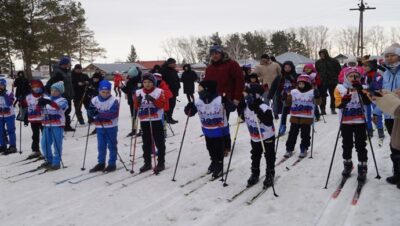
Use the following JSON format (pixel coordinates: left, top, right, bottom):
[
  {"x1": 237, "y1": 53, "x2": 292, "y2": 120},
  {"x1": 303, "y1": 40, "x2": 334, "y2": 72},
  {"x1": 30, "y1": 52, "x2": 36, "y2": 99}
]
[
  {"x1": 47, "y1": 165, "x2": 61, "y2": 171},
  {"x1": 263, "y1": 169, "x2": 275, "y2": 188},
  {"x1": 64, "y1": 126, "x2": 76, "y2": 132},
  {"x1": 27, "y1": 152, "x2": 42, "y2": 160},
  {"x1": 126, "y1": 129, "x2": 136, "y2": 137},
  {"x1": 357, "y1": 162, "x2": 368, "y2": 183},
  {"x1": 78, "y1": 118, "x2": 85, "y2": 125},
  {"x1": 104, "y1": 165, "x2": 116, "y2": 173},
  {"x1": 299, "y1": 147, "x2": 308, "y2": 158},
  {"x1": 224, "y1": 148, "x2": 230, "y2": 157},
  {"x1": 283, "y1": 151, "x2": 293, "y2": 158},
  {"x1": 4, "y1": 146, "x2": 17, "y2": 155},
  {"x1": 207, "y1": 161, "x2": 215, "y2": 174},
  {"x1": 342, "y1": 159, "x2": 353, "y2": 177},
  {"x1": 0, "y1": 146, "x2": 6, "y2": 154},
  {"x1": 278, "y1": 124, "x2": 286, "y2": 137},
  {"x1": 320, "y1": 108, "x2": 327, "y2": 116},
  {"x1": 331, "y1": 108, "x2": 337, "y2": 115},
  {"x1": 153, "y1": 162, "x2": 165, "y2": 174},
  {"x1": 387, "y1": 155, "x2": 400, "y2": 185},
  {"x1": 212, "y1": 161, "x2": 223, "y2": 179},
  {"x1": 247, "y1": 168, "x2": 260, "y2": 187},
  {"x1": 90, "y1": 129, "x2": 97, "y2": 135},
  {"x1": 89, "y1": 163, "x2": 105, "y2": 173},
  {"x1": 39, "y1": 161, "x2": 51, "y2": 169},
  {"x1": 139, "y1": 163, "x2": 152, "y2": 173}
]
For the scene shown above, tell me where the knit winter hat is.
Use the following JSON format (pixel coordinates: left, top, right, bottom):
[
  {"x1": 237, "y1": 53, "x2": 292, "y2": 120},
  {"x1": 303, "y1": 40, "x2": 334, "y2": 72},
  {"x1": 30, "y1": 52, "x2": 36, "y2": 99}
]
[
  {"x1": 199, "y1": 80, "x2": 217, "y2": 94},
  {"x1": 142, "y1": 73, "x2": 156, "y2": 85},
  {"x1": 297, "y1": 74, "x2": 312, "y2": 84},
  {"x1": 0, "y1": 78, "x2": 6, "y2": 87},
  {"x1": 74, "y1": 64, "x2": 82, "y2": 70},
  {"x1": 209, "y1": 44, "x2": 224, "y2": 55},
  {"x1": 30, "y1": 79, "x2": 44, "y2": 88},
  {"x1": 59, "y1": 57, "x2": 70, "y2": 66},
  {"x1": 166, "y1": 58, "x2": 177, "y2": 65},
  {"x1": 383, "y1": 43, "x2": 400, "y2": 56},
  {"x1": 346, "y1": 56, "x2": 358, "y2": 65},
  {"x1": 303, "y1": 63, "x2": 316, "y2": 73},
  {"x1": 343, "y1": 67, "x2": 361, "y2": 89},
  {"x1": 51, "y1": 81, "x2": 65, "y2": 94},
  {"x1": 153, "y1": 73, "x2": 163, "y2": 81},
  {"x1": 98, "y1": 80, "x2": 111, "y2": 91}
]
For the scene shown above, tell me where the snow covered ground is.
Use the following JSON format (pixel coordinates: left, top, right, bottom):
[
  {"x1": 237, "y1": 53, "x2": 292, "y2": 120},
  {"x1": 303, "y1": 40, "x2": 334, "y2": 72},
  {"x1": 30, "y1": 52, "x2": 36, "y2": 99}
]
[{"x1": 0, "y1": 80, "x2": 399, "y2": 226}]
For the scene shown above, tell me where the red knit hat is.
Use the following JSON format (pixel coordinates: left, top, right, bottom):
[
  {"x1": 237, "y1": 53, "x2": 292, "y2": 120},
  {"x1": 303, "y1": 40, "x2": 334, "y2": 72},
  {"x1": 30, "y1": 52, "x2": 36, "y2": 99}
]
[
  {"x1": 297, "y1": 74, "x2": 311, "y2": 84},
  {"x1": 30, "y1": 79, "x2": 44, "y2": 88}
]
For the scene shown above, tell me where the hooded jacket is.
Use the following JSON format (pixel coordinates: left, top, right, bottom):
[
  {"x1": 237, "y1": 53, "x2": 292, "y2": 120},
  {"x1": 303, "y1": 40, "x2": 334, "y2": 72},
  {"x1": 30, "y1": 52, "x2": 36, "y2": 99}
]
[
  {"x1": 267, "y1": 61, "x2": 298, "y2": 100},
  {"x1": 160, "y1": 63, "x2": 181, "y2": 96},
  {"x1": 315, "y1": 49, "x2": 341, "y2": 86},
  {"x1": 180, "y1": 64, "x2": 198, "y2": 95},
  {"x1": 46, "y1": 65, "x2": 75, "y2": 99},
  {"x1": 204, "y1": 56, "x2": 244, "y2": 101}
]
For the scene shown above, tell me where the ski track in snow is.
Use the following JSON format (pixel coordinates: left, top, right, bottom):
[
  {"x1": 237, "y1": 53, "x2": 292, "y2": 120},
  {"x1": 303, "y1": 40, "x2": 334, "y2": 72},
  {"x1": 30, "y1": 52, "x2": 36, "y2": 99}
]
[{"x1": 0, "y1": 81, "x2": 399, "y2": 226}]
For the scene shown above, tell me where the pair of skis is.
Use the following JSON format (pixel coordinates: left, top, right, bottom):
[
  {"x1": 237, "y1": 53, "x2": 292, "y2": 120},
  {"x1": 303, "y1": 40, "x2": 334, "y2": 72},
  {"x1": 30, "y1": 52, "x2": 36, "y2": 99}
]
[{"x1": 331, "y1": 175, "x2": 366, "y2": 206}]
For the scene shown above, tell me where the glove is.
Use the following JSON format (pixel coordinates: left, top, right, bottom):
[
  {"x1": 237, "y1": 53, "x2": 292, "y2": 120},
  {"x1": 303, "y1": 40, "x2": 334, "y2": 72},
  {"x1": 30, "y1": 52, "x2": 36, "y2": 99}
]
[
  {"x1": 245, "y1": 94, "x2": 255, "y2": 106},
  {"x1": 136, "y1": 95, "x2": 143, "y2": 104},
  {"x1": 237, "y1": 100, "x2": 246, "y2": 118},
  {"x1": 313, "y1": 88, "x2": 320, "y2": 98},
  {"x1": 341, "y1": 94, "x2": 352, "y2": 106},
  {"x1": 352, "y1": 81, "x2": 363, "y2": 92},
  {"x1": 38, "y1": 98, "x2": 52, "y2": 107},
  {"x1": 248, "y1": 98, "x2": 262, "y2": 112},
  {"x1": 145, "y1": 94, "x2": 155, "y2": 103},
  {"x1": 184, "y1": 102, "x2": 197, "y2": 116}
]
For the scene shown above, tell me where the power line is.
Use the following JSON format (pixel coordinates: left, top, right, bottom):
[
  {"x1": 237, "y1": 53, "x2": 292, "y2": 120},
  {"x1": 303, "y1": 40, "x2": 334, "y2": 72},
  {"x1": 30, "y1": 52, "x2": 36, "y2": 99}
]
[{"x1": 350, "y1": 0, "x2": 376, "y2": 56}]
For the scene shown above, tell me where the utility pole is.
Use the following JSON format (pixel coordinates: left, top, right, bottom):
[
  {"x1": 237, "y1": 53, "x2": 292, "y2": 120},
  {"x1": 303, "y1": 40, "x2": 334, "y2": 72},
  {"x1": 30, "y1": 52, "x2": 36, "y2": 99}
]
[{"x1": 350, "y1": 0, "x2": 376, "y2": 57}]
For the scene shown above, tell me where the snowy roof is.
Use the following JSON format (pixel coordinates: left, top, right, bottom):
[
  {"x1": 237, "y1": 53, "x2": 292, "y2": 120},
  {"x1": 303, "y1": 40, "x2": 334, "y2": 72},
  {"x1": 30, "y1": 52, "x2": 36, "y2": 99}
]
[
  {"x1": 275, "y1": 52, "x2": 315, "y2": 65},
  {"x1": 84, "y1": 63, "x2": 145, "y2": 74},
  {"x1": 190, "y1": 62, "x2": 207, "y2": 69}
]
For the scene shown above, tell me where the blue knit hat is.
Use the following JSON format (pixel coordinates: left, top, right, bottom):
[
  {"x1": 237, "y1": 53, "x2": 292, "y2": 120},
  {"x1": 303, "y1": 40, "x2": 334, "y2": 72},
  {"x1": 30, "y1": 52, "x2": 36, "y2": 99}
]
[
  {"x1": 209, "y1": 44, "x2": 224, "y2": 54},
  {"x1": 142, "y1": 73, "x2": 156, "y2": 85},
  {"x1": 98, "y1": 80, "x2": 112, "y2": 91},
  {"x1": 0, "y1": 78, "x2": 6, "y2": 86},
  {"x1": 59, "y1": 57, "x2": 70, "y2": 66},
  {"x1": 51, "y1": 81, "x2": 65, "y2": 94}
]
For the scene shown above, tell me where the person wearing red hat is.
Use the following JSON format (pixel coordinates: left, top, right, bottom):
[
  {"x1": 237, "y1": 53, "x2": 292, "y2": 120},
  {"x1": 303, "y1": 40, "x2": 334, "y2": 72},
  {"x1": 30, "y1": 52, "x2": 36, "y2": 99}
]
[
  {"x1": 284, "y1": 74, "x2": 321, "y2": 159},
  {"x1": 20, "y1": 80, "x2": 45, "y2": 159}
]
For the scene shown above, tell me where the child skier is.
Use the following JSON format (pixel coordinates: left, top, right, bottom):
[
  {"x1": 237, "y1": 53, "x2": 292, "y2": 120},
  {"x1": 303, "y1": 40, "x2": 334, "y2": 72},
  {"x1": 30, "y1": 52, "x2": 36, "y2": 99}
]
[
  {"x1": 334, "y1": 67, "x2": 372, "y2": 182},
  {"x1": 0, "y1": 79, "x2": 17, "y2": 155},
  {"x1": 238, "y1": 83, "x2": 276, "y2": 187},
  {"x1": 38, "y1": 81, "x2": 68, "y2": 170},
  {"x1": 134, "y1": 73, "x2": 167, "y2": 174},
  {"x1": 22, "y1": 80, "x2": 44, "y2": 159},
  {"x1": 87, "y1": 80, "x2": 120, "y2": 173},
  {"x1": 303, "y1": 64, "x2": 322, "y2": 121},
  {"x1": 184, "y1": 80, "x2": 235, "y2": 179},
  {"x1": 284, "y1": 75, "x2": 321, "y2": 158}
]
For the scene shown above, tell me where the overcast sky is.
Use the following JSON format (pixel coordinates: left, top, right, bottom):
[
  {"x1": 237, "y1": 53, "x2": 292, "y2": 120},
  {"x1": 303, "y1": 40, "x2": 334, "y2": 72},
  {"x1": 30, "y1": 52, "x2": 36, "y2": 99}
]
[{"x1": 79, "y1": 0, "x2": 398, "y2": 63}]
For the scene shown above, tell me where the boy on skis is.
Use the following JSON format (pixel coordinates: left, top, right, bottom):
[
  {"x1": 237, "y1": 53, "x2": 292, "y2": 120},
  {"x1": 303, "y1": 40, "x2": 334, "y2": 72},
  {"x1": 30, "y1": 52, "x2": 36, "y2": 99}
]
[
  {"x1": 21, "y1": 80, "x2": 44, "y2": 159},
  {"x1": 184, "y1": 80, "x2": 236, "y2": 179},
  {"x1": 334, "y1": 67, "x2": 372, "y2": 182},
  {"x1": 0, "y1": 78, "x2": 17, "y2": 155},
  {"x1": 284, "y1": 75, "x2": 321, "y2": 158},
  {"x1": 87, "y1": 80, "x2": 120, "y2": 173},
  {"x1": 238, "y1": 83, "x2": 276, "y2": 187},
  {"x1": 134, "y1": 73, "x2": 167, "y2": 174},
  {"x1": 38, "y1": 82, "x2": 68, "y2": 170}
]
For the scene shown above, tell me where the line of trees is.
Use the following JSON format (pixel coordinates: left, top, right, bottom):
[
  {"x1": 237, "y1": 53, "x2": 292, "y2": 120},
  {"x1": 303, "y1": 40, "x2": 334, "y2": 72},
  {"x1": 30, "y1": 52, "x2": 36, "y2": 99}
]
[
  {"x1": 161, "y1": 26, "x2": 400, "y2": 64},
  {"x1": 0, "y1": 0, "x2": 105, "y2": 79}
]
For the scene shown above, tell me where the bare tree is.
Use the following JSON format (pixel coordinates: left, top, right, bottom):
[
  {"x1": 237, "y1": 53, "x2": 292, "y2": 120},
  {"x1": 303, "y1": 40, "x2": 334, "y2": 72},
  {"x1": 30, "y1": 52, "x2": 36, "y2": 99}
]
[
  {"x1": 161, "y1": 38, "x2": 181, "y2": 63},
  {"x1": 224, "y1": 33, "x2": 247, "y2": 60},
  {"x1": 367, "y1": 26, "x2": 388, "y2": 55},
  {"x1": 336, "y1": 27, "x2": 358, "y2": 56},
  {"x1": 390, "y1": 27, "x2": 400, "y2": 44}
]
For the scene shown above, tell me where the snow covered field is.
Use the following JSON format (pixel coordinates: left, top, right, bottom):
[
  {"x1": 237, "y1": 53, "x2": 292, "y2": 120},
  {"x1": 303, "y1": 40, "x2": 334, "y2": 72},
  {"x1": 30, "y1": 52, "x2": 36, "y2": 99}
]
[{"x1": 0, "y1": 81, "x2": 399, "y2": 226}]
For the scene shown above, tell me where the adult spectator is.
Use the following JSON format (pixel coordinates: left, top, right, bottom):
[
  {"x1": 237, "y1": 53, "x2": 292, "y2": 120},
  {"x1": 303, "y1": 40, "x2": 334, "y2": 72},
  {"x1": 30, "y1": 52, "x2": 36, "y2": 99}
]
[
  {"x1": 254, "y1": 54, "x2": 281, "y2": 93},
  {"x1": 45, "y1": 56, "x2": 75, "y2": 131},
  {"x1": 12, "y1": 71, "x2": 30, "y2": 107},
  {"x1": 71, "y1": 64, "x2": 90, "y2": 125},
  {"x1": 204, "y1": 44, "x2": 244, "y2": 156},
  {"x1": 381, "y1": 43, "x2": 400, "y2": 136},
  {"x1": 315, "y1": 49, "x2": 341, "y2": 115},
  {"x1": 180, "y1": 64, "x2": 198, "y2": 103},
  {"x1": 160, "y1": 58, "x2": 180, "y2": 124}
]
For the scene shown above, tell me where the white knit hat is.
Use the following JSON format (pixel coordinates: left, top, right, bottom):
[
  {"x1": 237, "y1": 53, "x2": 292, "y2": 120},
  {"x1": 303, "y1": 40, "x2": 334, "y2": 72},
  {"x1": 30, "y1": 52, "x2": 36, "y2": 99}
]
[{"x1": 383, "y1": 43, "x2": 400, "y2": 56}]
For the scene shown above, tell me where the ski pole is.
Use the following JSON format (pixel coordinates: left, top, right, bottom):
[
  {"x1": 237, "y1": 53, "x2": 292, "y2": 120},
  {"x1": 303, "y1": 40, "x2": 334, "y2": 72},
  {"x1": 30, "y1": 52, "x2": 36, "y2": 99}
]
[
  {"x1": 98, "y1": 120, "x2": 129, "y2": 171},
  {"x1": 130, "y1": 113, "x2": 140, "y2": 174},
  {"x1": 171, "y1": 108, "x2": 191, "y2": 181},
  {"x1": 129, "y1": 106, "x2": 137, "y2": 156},
  {"x1": 324, "y1": 107, "x2": 345, "y2": 189},
  {"x1": 275, "y1": 100, "x2": 287, "y2": 154},
  {"x1": 167, "y1": 122, "x2": 175, "y2": 136},
  {"x1": 19, "y1": 117, "x2": 22, "y2": 154},
  {"x1": 357, "y1": 92, "x2": 381, "y2": 179},
  {"x1": 255, "y1": 117, "x2": 278, "y2": 197},
  {"x1": 80, "y1": 123, "x2": 91, "y2": 171},
  {"x1": 147, "y1": 105, "x2": 158, "y2": 171},
  {"x1": 72, "y1": 87, "x2": 88, "y2": 137},
  {"x1": 223, "y1": 115, "x2": 241, "y2": 187},
  {"x1": 43, "y1": 108, "x2": 65, "y2": 168},
  {"x1": 310, "y1": 98, "x2": 317, "y2": 159}
]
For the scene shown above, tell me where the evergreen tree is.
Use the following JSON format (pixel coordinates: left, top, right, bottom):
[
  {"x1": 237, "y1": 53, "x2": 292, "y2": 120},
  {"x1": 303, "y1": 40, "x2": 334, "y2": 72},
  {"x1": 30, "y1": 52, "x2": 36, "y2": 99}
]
[{"x1": 127, "y1": 45, "x2": 138, "y2": 62}]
